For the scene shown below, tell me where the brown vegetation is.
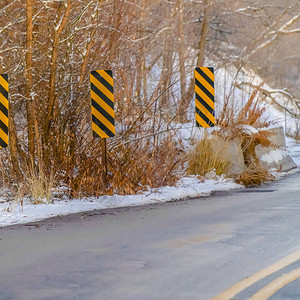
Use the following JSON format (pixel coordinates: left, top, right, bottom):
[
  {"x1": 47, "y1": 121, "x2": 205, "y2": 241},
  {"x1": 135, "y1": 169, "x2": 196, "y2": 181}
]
[
  {"x1": 235, "y1": 165, "x2": 274, "y2": 187},
  {"x1": 186, "y1": 136, "x2": 231, "y2": 177},
  {"x1": 216, "y1": 86, "x2": 276, "y2": 186},
  {"x1": 0, "y1": 0, "x2": 299, "y2": 198}
]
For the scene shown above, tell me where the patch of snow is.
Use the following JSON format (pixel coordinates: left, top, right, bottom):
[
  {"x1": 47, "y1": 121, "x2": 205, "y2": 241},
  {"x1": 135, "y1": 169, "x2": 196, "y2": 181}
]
[
  {"x1": 286, "y1": 137, "x2": 300, "y2": 167},
  {"x1": 0, "y1": 176, "x2": 242, "y2": 227},
  {"x1": 260, "y1": 148, "x2": 289, "y2": 164},
  {"x1": 237, "y1": 125, "x2": 259, "y2": 135}
]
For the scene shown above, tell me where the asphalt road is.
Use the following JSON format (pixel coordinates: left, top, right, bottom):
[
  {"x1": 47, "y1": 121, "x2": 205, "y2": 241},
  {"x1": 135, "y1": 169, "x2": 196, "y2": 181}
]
[{"x1": 1, "y1": 172, "x2": 300, "y2": 300}]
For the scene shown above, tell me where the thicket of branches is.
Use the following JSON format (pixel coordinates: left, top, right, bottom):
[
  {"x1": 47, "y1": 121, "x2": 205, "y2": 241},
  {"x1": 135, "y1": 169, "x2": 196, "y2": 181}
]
[{"x1": 0, "y1": 0, "x2": 299, "y2": 197}]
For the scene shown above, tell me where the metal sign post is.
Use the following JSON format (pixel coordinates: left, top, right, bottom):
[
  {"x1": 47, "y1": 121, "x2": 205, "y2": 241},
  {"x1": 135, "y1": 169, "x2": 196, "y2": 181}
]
[{"x1": 101, "y1": 138, "x2": 108, "y2": 187}]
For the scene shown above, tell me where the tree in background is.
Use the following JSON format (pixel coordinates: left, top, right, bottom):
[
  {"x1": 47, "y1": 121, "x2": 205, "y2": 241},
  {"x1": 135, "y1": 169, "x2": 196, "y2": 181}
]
[{"x1": 0, "y1": 0, "x2": 299, "y2": 197}]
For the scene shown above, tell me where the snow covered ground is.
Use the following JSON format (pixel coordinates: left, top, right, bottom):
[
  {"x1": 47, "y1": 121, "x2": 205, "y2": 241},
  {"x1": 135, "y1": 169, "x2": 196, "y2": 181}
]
[
  {"x1": 0, "y1": 64, "x2": 299, "y2": 228},
  {"x1": 0, "y1": 137, "x2": 299, "y2": 228},
  {"x1": 0, "y1": 176, "x2": 241, "y2": 227},
  {"x1": 287, "y1": 137, "x2": 300, "y2": 167}
]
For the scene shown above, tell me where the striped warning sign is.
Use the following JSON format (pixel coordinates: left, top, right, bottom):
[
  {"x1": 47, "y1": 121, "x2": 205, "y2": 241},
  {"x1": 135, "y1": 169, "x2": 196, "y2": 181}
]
[
  {"x1": 195, "y1": 67, "x2": 215, "y2": 128},
  {"x1": 0, "y1": 74, "x2": 9, "y2": 148},
  {"x1": 90, "y1": 70, "x2": 115, "y2": 138}
]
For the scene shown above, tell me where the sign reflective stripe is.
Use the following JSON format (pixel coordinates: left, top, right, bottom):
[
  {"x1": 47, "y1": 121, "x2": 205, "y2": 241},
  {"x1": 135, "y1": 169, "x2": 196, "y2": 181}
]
[
  {"x1": 195, "y1": 67, "x2": 215, "y2": 128},
  {"x1": 90, "y1": 70, "x2": 115, "y2": 138},
  {"x1": 0, "y1": 74, "x2": 8, "y2": 148}
]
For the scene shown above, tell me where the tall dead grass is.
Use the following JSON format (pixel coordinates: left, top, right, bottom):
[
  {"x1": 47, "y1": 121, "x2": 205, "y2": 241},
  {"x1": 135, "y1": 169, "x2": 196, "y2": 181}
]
[
  {"x1": 235, "y1": 164, "x2": 274, "y2": 187},
  {"x1": 186, "y1": 136, "x2": 231, "y2": 177},
  {"x1": 216, "y1": 85, "x2": 276, "y2": 186},
  {"x1": 25, "y1": 161, "x2": 56, "y2": 204},
  {"x1": 217, "y1": 84, "x2": 273, "y2": 134}
]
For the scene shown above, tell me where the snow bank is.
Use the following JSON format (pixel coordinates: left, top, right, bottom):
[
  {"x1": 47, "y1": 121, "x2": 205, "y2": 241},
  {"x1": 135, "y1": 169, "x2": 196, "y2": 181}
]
[{"x1": 0, "y1": 176, "x2": 241, "y2": 227}]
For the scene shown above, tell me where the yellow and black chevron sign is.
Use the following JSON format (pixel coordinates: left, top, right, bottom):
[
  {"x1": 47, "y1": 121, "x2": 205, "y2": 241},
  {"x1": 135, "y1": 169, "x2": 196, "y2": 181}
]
[
  {"x1": 195, "y1": 67, "x2": 215, "y2": 128},
  {"x1": 90, "y1": 70, "x2": 115, "y2": 138},
  {"x1": 0, "y1": 74, "x2": 9, "y2": 148}
]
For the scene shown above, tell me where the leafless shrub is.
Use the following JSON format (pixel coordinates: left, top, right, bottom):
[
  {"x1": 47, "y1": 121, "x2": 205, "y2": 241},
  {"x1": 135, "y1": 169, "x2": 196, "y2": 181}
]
[
  {"x1": 67, "y1": 133, "x2": 182, "y2": 197},
  {"x1": 217, "y1": 84, "x2": 273, "y2": 132}
]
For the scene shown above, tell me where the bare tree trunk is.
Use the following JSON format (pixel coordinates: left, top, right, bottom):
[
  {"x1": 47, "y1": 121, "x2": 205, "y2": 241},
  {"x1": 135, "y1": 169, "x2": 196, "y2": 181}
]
[
  {"x1": 78, "y1": 0, "x2": 105, "y2": 84},
  {"x1": 8, "y1": 111, "x2": 23, "y2": 179},
  {"x1": 135, "y1": 0, "x2": 147, "y2": 102},
  {"x1": 196, "y1": 1, "x2": 210, "y2": 67},
  {"x1": 135, "y1": 54, "x2": 143, "y2": 100},
  {"x1": 184, "y1": 0, "x2": 211, "y2": 112},
  {"x1": 177, "y1": 0, "x2": 187, "y2": 122},
  {"x1": 45, "y1": 1, "x2": 72, "y2": 140},
  {"x1": 142, "y1": 57, "x2": 148, "y2": 103},
  {"x1": 109, "y1": 0, "x2": 120, "y2": 63},
  {"x1": 159, "y1": 34, "x2": 173, "y2": 109},
  {"x1": 25, "y1": 0, "x2": 35, "y2": 159},
  {"x1": 79, "y1": 28, "x2": 96, "y2": 84}
]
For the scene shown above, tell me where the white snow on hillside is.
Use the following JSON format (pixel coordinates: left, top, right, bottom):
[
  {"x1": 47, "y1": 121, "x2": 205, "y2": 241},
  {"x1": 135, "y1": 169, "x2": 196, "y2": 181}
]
[
  {"x1": 287, "y1": 137, "x2": 300, "y2": 167},
  {"x1": 0, "y1": 65, "x2": 299, "y2": 228},
  {"x1": 214, "y1": 66, "x2": 300, "y2": 137}
]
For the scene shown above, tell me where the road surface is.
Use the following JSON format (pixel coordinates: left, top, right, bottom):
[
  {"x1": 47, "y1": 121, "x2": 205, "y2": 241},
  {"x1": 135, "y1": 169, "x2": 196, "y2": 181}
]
[{"x1": 1, "y1": 172, "x2": 300, "y2": 300}]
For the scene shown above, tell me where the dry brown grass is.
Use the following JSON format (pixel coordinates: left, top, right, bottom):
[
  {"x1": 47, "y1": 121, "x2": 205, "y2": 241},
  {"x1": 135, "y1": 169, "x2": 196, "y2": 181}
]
[
  {"x1": 216, "y1": 87, "x2": 275, "y2": 168},
  {"x1": 186, "y1": 136, "x2": 231, "y2": 177},
  {"x1": 216, "y1": 85, "x2": 277, "y2": 185},
  {"x1": 217, "y1": 84, "x2": 273, "y2": 135},
  {"x1": 67, "y1": 133, "x2": 183, "y2": 197},
  {"x1": 111, "y1": 136, "x2": 181, "y2": 194},
  {"x1": 26, "y1": 162, "x2": 56, "y2": 204},
  {"x1": 235, "y1": 165, "x2": 274, "y2": 187}
]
